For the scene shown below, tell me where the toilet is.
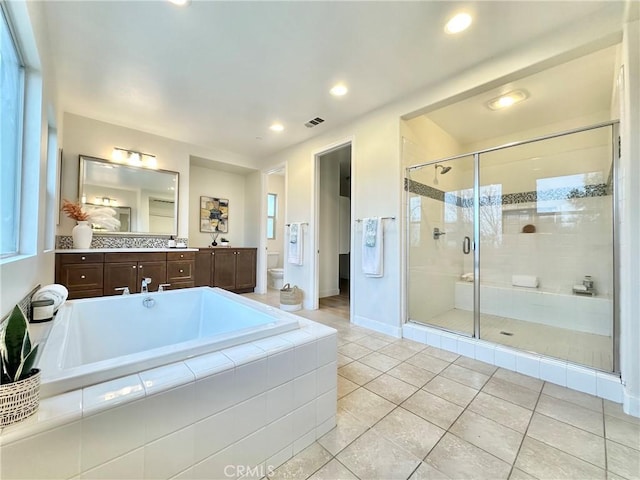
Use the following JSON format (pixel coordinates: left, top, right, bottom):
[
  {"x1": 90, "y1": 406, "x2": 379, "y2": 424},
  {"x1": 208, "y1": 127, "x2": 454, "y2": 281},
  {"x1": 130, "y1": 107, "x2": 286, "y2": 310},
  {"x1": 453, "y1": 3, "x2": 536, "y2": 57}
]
[{"x1": 267, "y1": 252, "x2": 284, "y2": 290}]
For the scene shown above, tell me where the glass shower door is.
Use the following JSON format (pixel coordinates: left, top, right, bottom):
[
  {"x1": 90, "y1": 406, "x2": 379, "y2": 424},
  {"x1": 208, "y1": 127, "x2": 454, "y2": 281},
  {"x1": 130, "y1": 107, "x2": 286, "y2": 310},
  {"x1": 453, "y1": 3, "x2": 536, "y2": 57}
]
[{"x1": 406, "y1": 155, "x2": 476, "y2": 336}]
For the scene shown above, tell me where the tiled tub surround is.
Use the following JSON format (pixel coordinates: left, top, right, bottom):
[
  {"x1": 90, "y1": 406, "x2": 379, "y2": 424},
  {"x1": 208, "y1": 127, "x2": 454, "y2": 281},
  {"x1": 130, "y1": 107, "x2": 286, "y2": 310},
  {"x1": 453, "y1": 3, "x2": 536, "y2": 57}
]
[
  {"x1": 0, "y1": 317, "x2": 337, "y2": 479},
  {"x1": 56, "y1": 235, "x2": 189, "y2": 249},
  {"x1": 38, "y1": 287, "x2": 299, "y2": 397},
  {"x1": 454, "y1": 281, "x2": 612, "y2": 336}
]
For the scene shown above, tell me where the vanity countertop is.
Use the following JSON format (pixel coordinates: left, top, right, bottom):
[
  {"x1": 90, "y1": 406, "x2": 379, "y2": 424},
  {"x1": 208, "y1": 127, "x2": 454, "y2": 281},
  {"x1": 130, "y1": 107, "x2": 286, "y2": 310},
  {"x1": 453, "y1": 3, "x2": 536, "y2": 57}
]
[{"x1": 55, "y1": 248, "x2": 199, "y2": 253}]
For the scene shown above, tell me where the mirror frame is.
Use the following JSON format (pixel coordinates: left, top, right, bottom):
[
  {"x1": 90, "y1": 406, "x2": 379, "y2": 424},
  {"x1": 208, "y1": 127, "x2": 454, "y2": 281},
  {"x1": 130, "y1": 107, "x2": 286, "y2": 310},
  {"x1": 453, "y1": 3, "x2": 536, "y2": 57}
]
[{"x1": 78, "y1": 155, "x2": 179, "y2": 236}]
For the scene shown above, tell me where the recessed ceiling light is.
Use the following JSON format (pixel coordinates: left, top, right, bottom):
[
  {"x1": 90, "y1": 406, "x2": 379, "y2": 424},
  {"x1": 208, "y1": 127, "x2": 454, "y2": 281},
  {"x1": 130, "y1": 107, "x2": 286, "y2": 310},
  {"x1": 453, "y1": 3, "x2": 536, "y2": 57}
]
[
  {"x1": 444, "y1": 13, "x2": 472, "y2": 34},
  {"x1": 168, "y1": 0, "x2": 191, "y2": 5},
  {"x1": 486, "y1": 90, "x2": 529, "y2": 111},
  {"x1": 269, "y1": 123, "x2": 284, "y2": 132},
  {"x1": 330, "y1": 84, "x2": 348, "y2": 97}
]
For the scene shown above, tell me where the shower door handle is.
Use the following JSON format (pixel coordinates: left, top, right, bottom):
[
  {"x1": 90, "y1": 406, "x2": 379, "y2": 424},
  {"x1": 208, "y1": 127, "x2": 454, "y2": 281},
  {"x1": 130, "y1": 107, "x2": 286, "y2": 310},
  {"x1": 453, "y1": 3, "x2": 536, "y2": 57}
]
[{"x1": 463, "y1": 236, "x2": 471, "y2": 254}]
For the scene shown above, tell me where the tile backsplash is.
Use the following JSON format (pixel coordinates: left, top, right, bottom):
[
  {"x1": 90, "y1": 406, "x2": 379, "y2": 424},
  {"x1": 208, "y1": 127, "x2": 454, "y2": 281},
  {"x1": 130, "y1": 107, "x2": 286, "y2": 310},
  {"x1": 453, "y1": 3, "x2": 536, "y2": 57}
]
[{"x1": 56, "y1": 235, "x2": 188, "y2": 249}]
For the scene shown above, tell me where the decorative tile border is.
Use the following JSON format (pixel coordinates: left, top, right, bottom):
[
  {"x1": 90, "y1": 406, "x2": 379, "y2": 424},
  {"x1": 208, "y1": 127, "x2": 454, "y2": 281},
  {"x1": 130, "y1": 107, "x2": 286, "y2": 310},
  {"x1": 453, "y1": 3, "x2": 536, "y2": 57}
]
[
  {"x1": 406, "y1": 178, "x2": 609, "y2": 207},
  {"x1": 1, "y1": 284, "x2": 40, "y2": 323},
  {"x1": 56, "y1": 235, "x2": 189, "y2": 249}
]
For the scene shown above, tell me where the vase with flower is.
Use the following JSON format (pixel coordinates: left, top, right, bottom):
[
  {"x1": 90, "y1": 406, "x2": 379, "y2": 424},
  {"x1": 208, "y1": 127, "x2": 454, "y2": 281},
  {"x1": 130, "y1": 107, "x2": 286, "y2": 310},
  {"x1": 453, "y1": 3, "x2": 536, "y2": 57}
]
[{"x1": 62, "y1": 199, "x2": 121, "y2": 249}]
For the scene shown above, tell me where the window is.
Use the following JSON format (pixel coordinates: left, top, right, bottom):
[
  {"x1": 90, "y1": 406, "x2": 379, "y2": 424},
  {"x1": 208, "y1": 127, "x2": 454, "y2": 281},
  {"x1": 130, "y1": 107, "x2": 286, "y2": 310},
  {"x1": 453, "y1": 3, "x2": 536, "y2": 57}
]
[
  {"x1": 0, "y1": 7, "x2": 25, "y2": 257},
  {"x1": 267, "y1": 193, "x2": 277, "y2": 239}
]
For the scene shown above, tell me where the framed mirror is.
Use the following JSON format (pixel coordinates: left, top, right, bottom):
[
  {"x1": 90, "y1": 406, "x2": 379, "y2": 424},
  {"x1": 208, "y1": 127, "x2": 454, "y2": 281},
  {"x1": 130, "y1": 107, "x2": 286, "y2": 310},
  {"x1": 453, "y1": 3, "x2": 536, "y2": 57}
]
[{"x1": 78, "y1": 155, "x2": 179, "y2": 235}]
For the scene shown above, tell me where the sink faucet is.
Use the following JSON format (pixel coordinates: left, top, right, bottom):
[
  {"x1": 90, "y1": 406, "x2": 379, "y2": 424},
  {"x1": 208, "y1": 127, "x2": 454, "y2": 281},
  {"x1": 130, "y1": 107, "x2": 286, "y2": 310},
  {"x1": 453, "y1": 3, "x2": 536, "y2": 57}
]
[{"x1": 141, "y1": 277, "x2": 152, "y2": 293}]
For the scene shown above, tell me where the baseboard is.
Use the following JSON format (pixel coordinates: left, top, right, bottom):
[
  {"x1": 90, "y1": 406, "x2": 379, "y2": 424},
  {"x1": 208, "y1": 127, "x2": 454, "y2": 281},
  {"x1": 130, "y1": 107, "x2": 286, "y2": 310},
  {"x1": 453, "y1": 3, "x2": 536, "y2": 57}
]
[
  {"x1": 353, "y1": 315, "x2": 402, "y2": 338},
  {"x1": 319, "y1": 289, "x2": 340, "y2": 298},
  {"x1": 623, "y1": 389, "x2": 640, "y2": 417}
]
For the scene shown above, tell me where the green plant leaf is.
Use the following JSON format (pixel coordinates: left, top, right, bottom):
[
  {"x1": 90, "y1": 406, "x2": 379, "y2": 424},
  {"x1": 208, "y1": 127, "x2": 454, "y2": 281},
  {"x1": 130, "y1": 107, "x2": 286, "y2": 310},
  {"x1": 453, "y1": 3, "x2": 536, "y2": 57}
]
[
  {"x1": 1, "y1": 306, "x2": 29, "y2": 381},
  {"x1": 14, "y1": 344, "x2": 39, "y2": 382}
]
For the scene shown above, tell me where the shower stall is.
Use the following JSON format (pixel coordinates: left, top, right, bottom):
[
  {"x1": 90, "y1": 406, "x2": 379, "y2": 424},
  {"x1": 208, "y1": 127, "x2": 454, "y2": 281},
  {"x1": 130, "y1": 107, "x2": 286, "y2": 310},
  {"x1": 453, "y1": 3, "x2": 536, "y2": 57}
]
[{"x1": 405, "y1": 122, "x2": 618, "y2": 372}]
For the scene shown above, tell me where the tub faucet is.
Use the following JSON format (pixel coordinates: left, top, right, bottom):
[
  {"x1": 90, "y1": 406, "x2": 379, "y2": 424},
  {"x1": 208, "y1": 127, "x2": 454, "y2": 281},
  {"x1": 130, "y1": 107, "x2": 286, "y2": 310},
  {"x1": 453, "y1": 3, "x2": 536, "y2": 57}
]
[
  {"x1": 141, "y1": 277, "x2": 152, "y2": 293},
  {"x1": 114, "y1": 287, "x2": 130, "y2": 295}
]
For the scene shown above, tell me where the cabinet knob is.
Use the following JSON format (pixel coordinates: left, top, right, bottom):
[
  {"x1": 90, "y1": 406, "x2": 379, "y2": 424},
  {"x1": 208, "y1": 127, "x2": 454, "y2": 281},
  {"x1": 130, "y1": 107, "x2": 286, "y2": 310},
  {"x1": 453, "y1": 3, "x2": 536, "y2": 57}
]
[
  {"x1": 80, "y1": 275, "x2": 86, "y2": 279},
  {"x1": 211, "y1": 252, "x2": 215, "y2": 256},
  {"x1": 132, "y1": 265, "x2": 137, "y2": 269},
  {"x1": 81, "y1": 256, "x2": 86, "y2": 261},
  {"x1": 179, "y1": 269, "x2": 184, "y2": 273},
  {"x1": 139, "y1": 265, "x2": 143, "y2": 269},
  {"x1": 180, "y1": 254, "x2": 184, "y2": 258}
]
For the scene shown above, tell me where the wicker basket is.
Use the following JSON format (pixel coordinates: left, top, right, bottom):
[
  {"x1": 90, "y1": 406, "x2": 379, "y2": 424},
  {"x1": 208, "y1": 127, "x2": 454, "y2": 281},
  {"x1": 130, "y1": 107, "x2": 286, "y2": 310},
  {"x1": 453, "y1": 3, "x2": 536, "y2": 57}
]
[
  {"x1": 0, "y1": 369, "x2": 41, "y2": 426},
  {"x1": 280, "y1": 283, "x2": 302, "y2": 312}
]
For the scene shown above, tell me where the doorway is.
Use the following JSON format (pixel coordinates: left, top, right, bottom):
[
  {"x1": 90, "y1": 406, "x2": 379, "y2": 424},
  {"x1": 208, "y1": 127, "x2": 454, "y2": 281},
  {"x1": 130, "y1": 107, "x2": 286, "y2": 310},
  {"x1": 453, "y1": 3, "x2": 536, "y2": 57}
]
[{"x1": 315, "y1": 143, "x2": 352, "y2": 320}]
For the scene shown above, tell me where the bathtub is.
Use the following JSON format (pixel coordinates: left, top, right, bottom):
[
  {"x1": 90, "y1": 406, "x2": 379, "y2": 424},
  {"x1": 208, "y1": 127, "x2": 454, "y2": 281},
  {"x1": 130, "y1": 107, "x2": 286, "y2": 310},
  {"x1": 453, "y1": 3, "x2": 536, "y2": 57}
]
[
  {"x1": 454, "y1": 281, "x2": 612, "y2": 336},
  {"x1": 38, "y1": 287, "x2": 299, "y2": 397}
]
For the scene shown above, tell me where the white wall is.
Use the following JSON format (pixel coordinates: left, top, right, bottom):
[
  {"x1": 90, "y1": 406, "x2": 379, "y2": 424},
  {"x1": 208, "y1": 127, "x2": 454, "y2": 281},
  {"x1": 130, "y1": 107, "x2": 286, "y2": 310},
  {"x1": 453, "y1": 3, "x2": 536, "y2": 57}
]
[
  {"x1": 188, "y1": 165, "x2": 247, "y2": 247},
  {"x1": 60, "y1": 113, "x2": 258, "y2": 239},
  {"x1": 319, "y1": 153, "x2": 340, "y2": 298},
  {"x1": 0, "y1": 2, "x2": 59, "y2": 318},
  {"x1": 266, "y1": 174, "x2": 285, "y2": 265}
]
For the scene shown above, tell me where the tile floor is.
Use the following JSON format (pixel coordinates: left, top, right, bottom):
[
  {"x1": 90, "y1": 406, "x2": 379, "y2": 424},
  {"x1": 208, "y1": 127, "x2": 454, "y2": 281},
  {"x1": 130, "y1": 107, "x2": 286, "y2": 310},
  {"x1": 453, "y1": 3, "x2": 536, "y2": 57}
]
[{"x1": 244, "y1": 292, "x2": 639, "y2": 480}]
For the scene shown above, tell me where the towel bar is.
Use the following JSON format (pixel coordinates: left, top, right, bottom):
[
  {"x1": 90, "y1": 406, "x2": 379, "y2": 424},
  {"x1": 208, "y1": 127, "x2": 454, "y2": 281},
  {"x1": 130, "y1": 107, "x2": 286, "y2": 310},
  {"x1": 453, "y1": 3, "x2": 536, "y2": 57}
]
[{"x1": 355, "y1": 216, "x2": 396, "y2": 222}]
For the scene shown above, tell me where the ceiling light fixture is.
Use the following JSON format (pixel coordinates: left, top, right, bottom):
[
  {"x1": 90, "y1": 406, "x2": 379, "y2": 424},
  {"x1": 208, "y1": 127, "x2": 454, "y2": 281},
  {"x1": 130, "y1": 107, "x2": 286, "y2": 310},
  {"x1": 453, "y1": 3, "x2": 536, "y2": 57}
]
[
  {"x1": 444, "y1": 13, "x2": 472, "y2": 34},
  {"x1": 486, "y1": 90, "x2": 529, "y2": 111},
  {"x1": 269, "y1": 123, "x2": 284, "y2": 132},
  {"x1": 330, "y1": 84, "x2": 348, "y2": 96},
  {"x1": 112, "y1": 147, "x2": 158, "y2": 168}
]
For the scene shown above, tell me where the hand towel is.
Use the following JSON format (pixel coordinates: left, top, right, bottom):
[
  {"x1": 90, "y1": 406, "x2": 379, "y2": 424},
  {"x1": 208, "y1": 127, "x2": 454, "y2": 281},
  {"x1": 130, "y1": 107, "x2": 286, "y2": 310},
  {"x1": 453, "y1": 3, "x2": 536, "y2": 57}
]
[
  {"x1": 33, "y1": 284, "x2": 69, "y2": 312},
  {"x1": 288, "y1": 223, "x2": 304, "y2": 265},
  {"x1": 362, "y1": 217, "x2": 383, "y2": 277}
]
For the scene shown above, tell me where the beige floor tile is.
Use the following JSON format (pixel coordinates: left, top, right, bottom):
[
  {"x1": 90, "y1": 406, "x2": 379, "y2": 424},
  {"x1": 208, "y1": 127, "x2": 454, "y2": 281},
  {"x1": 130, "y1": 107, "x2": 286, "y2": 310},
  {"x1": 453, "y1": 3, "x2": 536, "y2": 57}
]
[
  {"x1": 393, "y1": 339, "x2": 427, "y2": 353},
  {"x1": 337, "y1": 429, "x2": 421, "y2": 480},
  {"x1": 338, "y1": 387, "x2": 395, "y2": 427},
  {"x1": 402, "y1": 389, "x2": 464, "y2": 430},
  {"x1": 338, "y1": 361, "x2": 382, "y2": 386},
  {"x1": 317, "y1": 407, "x2": 369, "y2": 456},
  {"x1": 269, "y1": 443, "x2": 333, "y2": 480},
  {"x1": 426, "y1": 433, "x2": 511, "y2": 479},
  {"x1": 338, "y1": 343, "x2": 373, "y2": 360},
  {"x1": 441, "y1": 364, "x2": 490, "y2": 389},
  {"x1": 604, "y1": 400, "x2": 640, "y2": 426},
  {"x1": 527, "y1": 413, "x2": 606, "y2": 468},
  {"x1": 508, "y1": 468, "x2": 537, "y2": 480},
  {"x1": 338, "y1": 330, "x2": 370, "y2": 343},
  {"x1": 364, "y1": 373, "x2": 418, "y2": 405},
  {"x1": 409, "y1": 462, "x2": 451, "y2": 480},
  {"x1": 467, "y1": 392, "x2": 533, "y2": 434},
  {"x1": 450, "y1": 410, "x2": 523, "y2": 464},
  {"x1": 352, "y1": 335, "x2": 392, "y2": 351},
  {"x1": 306, "y1": 459, "x2": 358, "y2": 480},
  {"x1": 605, "y1": 414, "x2": 640, "y2": 450},
  {"x1": 358, "y1": 352, "x2": 402, "y2": 372},
  {"x1": 422, "y1": 346, "x2": 460, "y2": 363},
  {"x1": 387, "y1": 362, "x2": 436, "y2": 388},
  {"x1": 493, "y1": 368, "x2": 544, "y2": 392},
  {"x1": 423, "y1": 375, "x2": 478, "y2": 408},
  {"x1": 373, "y1": 407, "x2": 446, "y2": 459},
  {"x1": 405, "y1": 352, "x2": 451, "y2": 374},
  {"x1": 482, "y1": 377, "x2": 539, "y2": 410},
  {"x1": 453, "y1": 356, "x2": 498, "y2": 376},
  {"x1": 606, "y1": 439, "x2": 640, "y2": 480},
  {"x1": 542, "y1": 382, "x2": 603, "y2": 412},
  {"x1": 337, "y1": 353, "x2": 354, "y2": 368},
  {"x1": 514, "y1": 437, "x2": 605, "y2": 480},
  {"x1": 536, "y1": 394, "x2": 604, "y2": 436},
  {"x1": 337, "y1": 376, "x2": 359, "y2": 399},
  {"x1": 378, "y1": 343, "x2": 420, "y2": 361}
]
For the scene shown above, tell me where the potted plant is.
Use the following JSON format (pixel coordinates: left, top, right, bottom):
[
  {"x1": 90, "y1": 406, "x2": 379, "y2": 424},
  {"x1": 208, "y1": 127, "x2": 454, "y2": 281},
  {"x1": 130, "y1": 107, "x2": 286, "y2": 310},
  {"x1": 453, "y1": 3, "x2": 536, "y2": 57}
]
[{"x1": 0, "y1": 305, "x2": 41, "y2": 426}]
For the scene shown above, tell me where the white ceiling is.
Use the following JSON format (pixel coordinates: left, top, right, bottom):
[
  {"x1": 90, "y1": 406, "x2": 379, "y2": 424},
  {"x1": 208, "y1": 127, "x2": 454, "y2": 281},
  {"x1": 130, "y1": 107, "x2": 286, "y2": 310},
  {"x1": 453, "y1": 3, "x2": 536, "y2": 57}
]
[{"x1": 42, "y1": 1, "x2": 624, "y2": 159}]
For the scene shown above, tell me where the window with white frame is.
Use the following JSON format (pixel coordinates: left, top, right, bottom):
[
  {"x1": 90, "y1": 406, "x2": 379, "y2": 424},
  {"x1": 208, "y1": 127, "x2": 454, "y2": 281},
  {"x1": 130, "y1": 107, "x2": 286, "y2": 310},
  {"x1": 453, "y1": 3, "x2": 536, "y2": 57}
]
[
  {"x1": 267, "y1": 193, "x2": 277, "y2": 239},
  {"x1": 0, "y1": 6, "x2": 25, "y2": 258}
]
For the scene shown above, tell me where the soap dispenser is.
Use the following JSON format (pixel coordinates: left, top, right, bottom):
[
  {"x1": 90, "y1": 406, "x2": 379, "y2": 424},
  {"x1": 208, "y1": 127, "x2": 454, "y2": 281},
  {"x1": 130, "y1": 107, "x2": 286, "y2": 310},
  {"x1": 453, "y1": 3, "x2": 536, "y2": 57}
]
[{"x1": 168, "y1": 235, "x2": 176, "y2": 248}]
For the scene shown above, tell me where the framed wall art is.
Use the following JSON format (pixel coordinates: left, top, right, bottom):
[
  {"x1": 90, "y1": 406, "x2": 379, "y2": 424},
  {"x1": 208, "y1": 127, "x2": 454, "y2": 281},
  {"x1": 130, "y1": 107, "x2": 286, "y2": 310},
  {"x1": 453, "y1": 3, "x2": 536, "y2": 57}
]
[{"x1": 200, "y1": 196, "x2": 229, "y2": 233}]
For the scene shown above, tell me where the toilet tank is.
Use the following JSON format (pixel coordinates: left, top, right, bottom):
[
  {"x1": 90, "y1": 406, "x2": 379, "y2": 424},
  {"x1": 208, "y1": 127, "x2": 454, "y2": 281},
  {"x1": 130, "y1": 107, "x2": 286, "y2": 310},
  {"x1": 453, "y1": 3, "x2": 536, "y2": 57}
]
[{"x1": 267, "y1": 251, "x2": 280, "y2": 269}]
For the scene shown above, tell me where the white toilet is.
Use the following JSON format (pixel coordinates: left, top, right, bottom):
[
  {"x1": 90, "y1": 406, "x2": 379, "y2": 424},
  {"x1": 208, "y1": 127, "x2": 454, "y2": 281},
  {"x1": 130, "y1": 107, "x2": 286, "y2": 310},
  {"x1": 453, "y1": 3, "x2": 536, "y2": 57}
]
[{"x1": 267, "y1": 252, "x2": 284, "y2": 290}]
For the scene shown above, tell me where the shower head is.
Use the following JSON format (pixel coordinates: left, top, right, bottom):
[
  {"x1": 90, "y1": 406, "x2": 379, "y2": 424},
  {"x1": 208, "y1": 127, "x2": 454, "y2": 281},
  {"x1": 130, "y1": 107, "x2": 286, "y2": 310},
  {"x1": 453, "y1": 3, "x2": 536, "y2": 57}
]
[{"x1": 435, "y1": 164, "x2": 452, "y2": 174}]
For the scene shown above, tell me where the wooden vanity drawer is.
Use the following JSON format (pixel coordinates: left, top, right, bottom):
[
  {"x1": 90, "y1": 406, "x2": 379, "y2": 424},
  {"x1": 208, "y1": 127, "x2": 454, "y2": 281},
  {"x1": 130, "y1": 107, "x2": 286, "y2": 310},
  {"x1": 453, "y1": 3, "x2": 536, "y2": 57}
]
[
  {"x1": 167, "y1": 251, "x2": 195, "y2": 261},
  {"x1": 58, "y1": 263, "x2": 104, "y2": 290},
  {"x1": 167, "y1": 260, "x2": 195, "y2": 282},
  {"x1": 105, "y1": 252, "x2": 167, "y2": 263},
  {"x1": 57, "y1": 253, "x2": 104, "y2": 264}
]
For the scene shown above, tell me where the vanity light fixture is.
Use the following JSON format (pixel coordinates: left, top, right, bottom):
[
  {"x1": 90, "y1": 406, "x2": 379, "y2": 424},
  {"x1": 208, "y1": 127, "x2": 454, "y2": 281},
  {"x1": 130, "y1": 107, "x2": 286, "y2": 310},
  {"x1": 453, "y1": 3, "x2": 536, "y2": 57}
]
[
  {"x1": 269, "y1": 123, "x2": 284, "y2": 132},
  {"x1": 168, "y1": 0, "x2": 191, "y2": 6},
  {"x1": 112, "y1": 147, "x2": 158, "y2": 168},
  {"x1": 444, "y1": 12, "x2": 472, "y2": 34},
  {"x1": 486, "y1": 90, "x2": 529, "y2": 111},
  {"x1": 330, "y1": 84, "x2": 348, "y2": 96}
]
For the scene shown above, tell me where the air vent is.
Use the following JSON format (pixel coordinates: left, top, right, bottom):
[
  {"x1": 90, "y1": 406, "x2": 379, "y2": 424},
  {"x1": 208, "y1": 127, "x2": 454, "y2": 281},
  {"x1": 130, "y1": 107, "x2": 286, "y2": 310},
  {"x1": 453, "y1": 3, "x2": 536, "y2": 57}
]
[{"x1": 304, "y1": 117, "x2": 325, "y2": 128}]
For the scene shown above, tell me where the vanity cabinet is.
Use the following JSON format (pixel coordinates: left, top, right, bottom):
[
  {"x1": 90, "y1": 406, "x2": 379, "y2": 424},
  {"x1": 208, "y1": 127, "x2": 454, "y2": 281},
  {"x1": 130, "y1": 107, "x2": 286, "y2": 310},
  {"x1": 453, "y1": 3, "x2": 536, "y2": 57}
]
[
  {"x1": 166, "y1": 251, "x2": 196, "y2": 289},
  {"x1": 55, "y1": 253, "x2": 104, "y2": 299},
  {"x1": 195, "y1": 248, "x2": 257, "y2": 293},
  {"x1": 103, "y1": 252, "x2": 167, "y2": 295}
]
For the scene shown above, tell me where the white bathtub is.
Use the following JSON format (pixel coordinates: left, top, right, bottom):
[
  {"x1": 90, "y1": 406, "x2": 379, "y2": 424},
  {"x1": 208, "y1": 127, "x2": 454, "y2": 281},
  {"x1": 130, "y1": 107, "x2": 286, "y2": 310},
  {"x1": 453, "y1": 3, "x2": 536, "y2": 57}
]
[
  {"x1": 37, "y1": 287, "x2": 299, "y2": 397},
  {"x1": 454, "y1": 281, "x2": 613, "y2": 336}
]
